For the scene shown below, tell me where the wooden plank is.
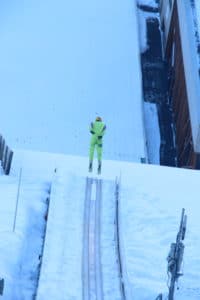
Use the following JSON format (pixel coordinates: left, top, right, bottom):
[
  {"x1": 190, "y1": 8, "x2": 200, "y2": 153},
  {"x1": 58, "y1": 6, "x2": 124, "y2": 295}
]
[{"x1": 165, "y1": 0, "x2": 194, "y2": 168}]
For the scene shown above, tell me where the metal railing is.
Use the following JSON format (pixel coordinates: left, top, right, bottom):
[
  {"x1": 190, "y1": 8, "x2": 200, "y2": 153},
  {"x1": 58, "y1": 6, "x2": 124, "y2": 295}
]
[
  {"x1": 167, "y1": 208, "x2": 187, "y2": 300},
  {"x1": 115, "y1": 176, "x2": 126, "y2": 300},
  {"x1": 154, "y1": 208, "x2": 187, "y2": 300}
]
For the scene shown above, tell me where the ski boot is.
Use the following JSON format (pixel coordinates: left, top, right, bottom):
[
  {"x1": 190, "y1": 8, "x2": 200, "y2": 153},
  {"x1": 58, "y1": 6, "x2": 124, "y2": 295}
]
[
  {"x1": 88, "y1": 161, "x2": 93, "y2": 172},
  {"x1": 97, "y1": 161, "x2": 101, "y2": 175}
]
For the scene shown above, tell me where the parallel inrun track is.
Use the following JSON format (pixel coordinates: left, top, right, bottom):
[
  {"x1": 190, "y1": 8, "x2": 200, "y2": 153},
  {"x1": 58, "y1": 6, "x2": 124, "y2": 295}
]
[{"x1": 82, "y1": 177, "x2": 103, "y2": 300}]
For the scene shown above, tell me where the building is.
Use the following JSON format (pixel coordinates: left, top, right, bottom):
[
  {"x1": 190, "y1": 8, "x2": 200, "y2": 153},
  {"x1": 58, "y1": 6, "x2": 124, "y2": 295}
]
[{"x1": 160, "y1": 0, "x2": 200, "y2": 168}]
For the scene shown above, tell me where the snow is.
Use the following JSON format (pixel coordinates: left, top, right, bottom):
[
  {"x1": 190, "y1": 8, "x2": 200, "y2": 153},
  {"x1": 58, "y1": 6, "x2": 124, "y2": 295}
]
[
  {"x1": 144, "y1": 102, "x2": 160, "y2": 164},
  {"x1": 0, "y1": 151, "x2": 200, "y2": 299},
  {"x1": 120, "y1": 163, "x2": 200, "y2": 300},
  {"x1": 0, "y1": 0, "x2": 199, "y2": 300},
  {"x1": 137, "y1": 8, "x2": 149, "y2": 53},
  {"x1": 36, "y1": 170, "x2": 84, "y2": 300},
  {"x1": 0, "y1": 168, "x2": 49, "y2": 299}
]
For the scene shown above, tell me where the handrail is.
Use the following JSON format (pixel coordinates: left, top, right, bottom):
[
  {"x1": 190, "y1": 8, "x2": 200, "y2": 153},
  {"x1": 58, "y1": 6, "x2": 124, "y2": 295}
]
[{"x1": 115, "y1": 176, "x2": 126, "y2": 299}]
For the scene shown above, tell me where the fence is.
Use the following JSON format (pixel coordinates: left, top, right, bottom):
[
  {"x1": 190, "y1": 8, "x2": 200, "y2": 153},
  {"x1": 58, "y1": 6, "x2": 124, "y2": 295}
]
[{"x1": 0, "y1": 135, "x2": 13, "y2": 175}]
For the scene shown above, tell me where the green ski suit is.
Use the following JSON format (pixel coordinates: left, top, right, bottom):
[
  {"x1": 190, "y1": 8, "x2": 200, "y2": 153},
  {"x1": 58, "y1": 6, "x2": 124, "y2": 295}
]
[{"x1": 89, "y1": 120, "x2": 106, "y2": 162}]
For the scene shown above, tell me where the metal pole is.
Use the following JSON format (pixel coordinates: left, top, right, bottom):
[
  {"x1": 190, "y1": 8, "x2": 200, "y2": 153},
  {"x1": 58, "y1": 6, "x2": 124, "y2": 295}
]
[
  {"x1": 13, "y1": 168, "x2": 22, "y2": 232},
  {"x1": 168, "y1": 276, "x2": 175, "y2": 300},
  {"x1": 168, "y1": 208, "x2": 187, "y2": 300}
]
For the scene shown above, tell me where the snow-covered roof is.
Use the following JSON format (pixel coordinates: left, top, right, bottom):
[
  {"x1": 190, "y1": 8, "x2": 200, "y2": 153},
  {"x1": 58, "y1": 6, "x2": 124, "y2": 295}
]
[
  {"x1": 177, "y1": 1, "x2": 200, "y2": 152},
  {"x1": 190, "y1": 0, "x2": 200, "y2": 68}
]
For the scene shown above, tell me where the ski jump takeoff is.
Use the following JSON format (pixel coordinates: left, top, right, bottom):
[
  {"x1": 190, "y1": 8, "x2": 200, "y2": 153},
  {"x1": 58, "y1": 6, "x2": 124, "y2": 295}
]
[{"x1": 89, "y1": 116, "x2": 106, "y2": 174}]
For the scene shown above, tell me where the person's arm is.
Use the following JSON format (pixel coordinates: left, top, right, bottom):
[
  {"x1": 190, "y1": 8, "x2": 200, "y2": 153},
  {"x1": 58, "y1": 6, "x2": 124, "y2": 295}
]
[
  {"x1": 102, "y1": 124, "x2": 106, "y2": 134},
  {"x1": 90, "y1": 122, "x2": 95, "y2": 134},
  {"x1": 98, "y1": 124, "x2": 106, "y2": 139}
]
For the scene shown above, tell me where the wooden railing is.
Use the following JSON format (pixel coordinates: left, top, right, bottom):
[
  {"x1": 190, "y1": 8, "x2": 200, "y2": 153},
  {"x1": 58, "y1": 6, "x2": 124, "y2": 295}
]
[{"x1": 0, "y1": 135, "x2": 13, "y2": 175}]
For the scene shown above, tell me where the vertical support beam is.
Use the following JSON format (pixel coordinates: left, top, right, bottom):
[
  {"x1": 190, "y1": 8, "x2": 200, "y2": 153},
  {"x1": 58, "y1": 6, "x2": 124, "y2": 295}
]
[
  {"x1": 5, "y1": 150, "x2": 13, "y2": 175},
  {"x1": 0, "y1": 134, "x2": 14, "y2": 175}
]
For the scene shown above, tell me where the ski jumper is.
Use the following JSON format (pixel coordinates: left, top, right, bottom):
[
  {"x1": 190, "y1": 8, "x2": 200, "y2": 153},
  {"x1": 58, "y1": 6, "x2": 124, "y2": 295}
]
[{"x1": 89, "y1": 120, "x2": 106, "y2": 162}]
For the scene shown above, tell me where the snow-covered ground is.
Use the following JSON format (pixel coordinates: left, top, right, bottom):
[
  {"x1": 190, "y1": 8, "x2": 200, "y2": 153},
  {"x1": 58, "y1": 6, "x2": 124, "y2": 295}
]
[
  {"x1": 1, "y1": 152, "x2": 200, "y2": 299},
  {"x1": 120, "y1": 162, "x2": 200, "y2": 300},
  {"x1": 0, "y1": 163, "x2": 50, "y2": 299}
]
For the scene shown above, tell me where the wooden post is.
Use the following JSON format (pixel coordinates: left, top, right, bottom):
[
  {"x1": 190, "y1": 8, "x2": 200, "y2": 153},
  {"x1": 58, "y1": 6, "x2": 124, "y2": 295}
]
[
  {"x1": 0, "y1": 138, "x2": 5, "y2": 164},
  {"x1": 5, "y1": 150, "x2": 13, "y2": 175},
  {"x1": 2, "y1": 145, "x2": 8, "y2": 171},
  {"x1": 0, "y1": 134, "x2": 14, "y2": 175}
]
